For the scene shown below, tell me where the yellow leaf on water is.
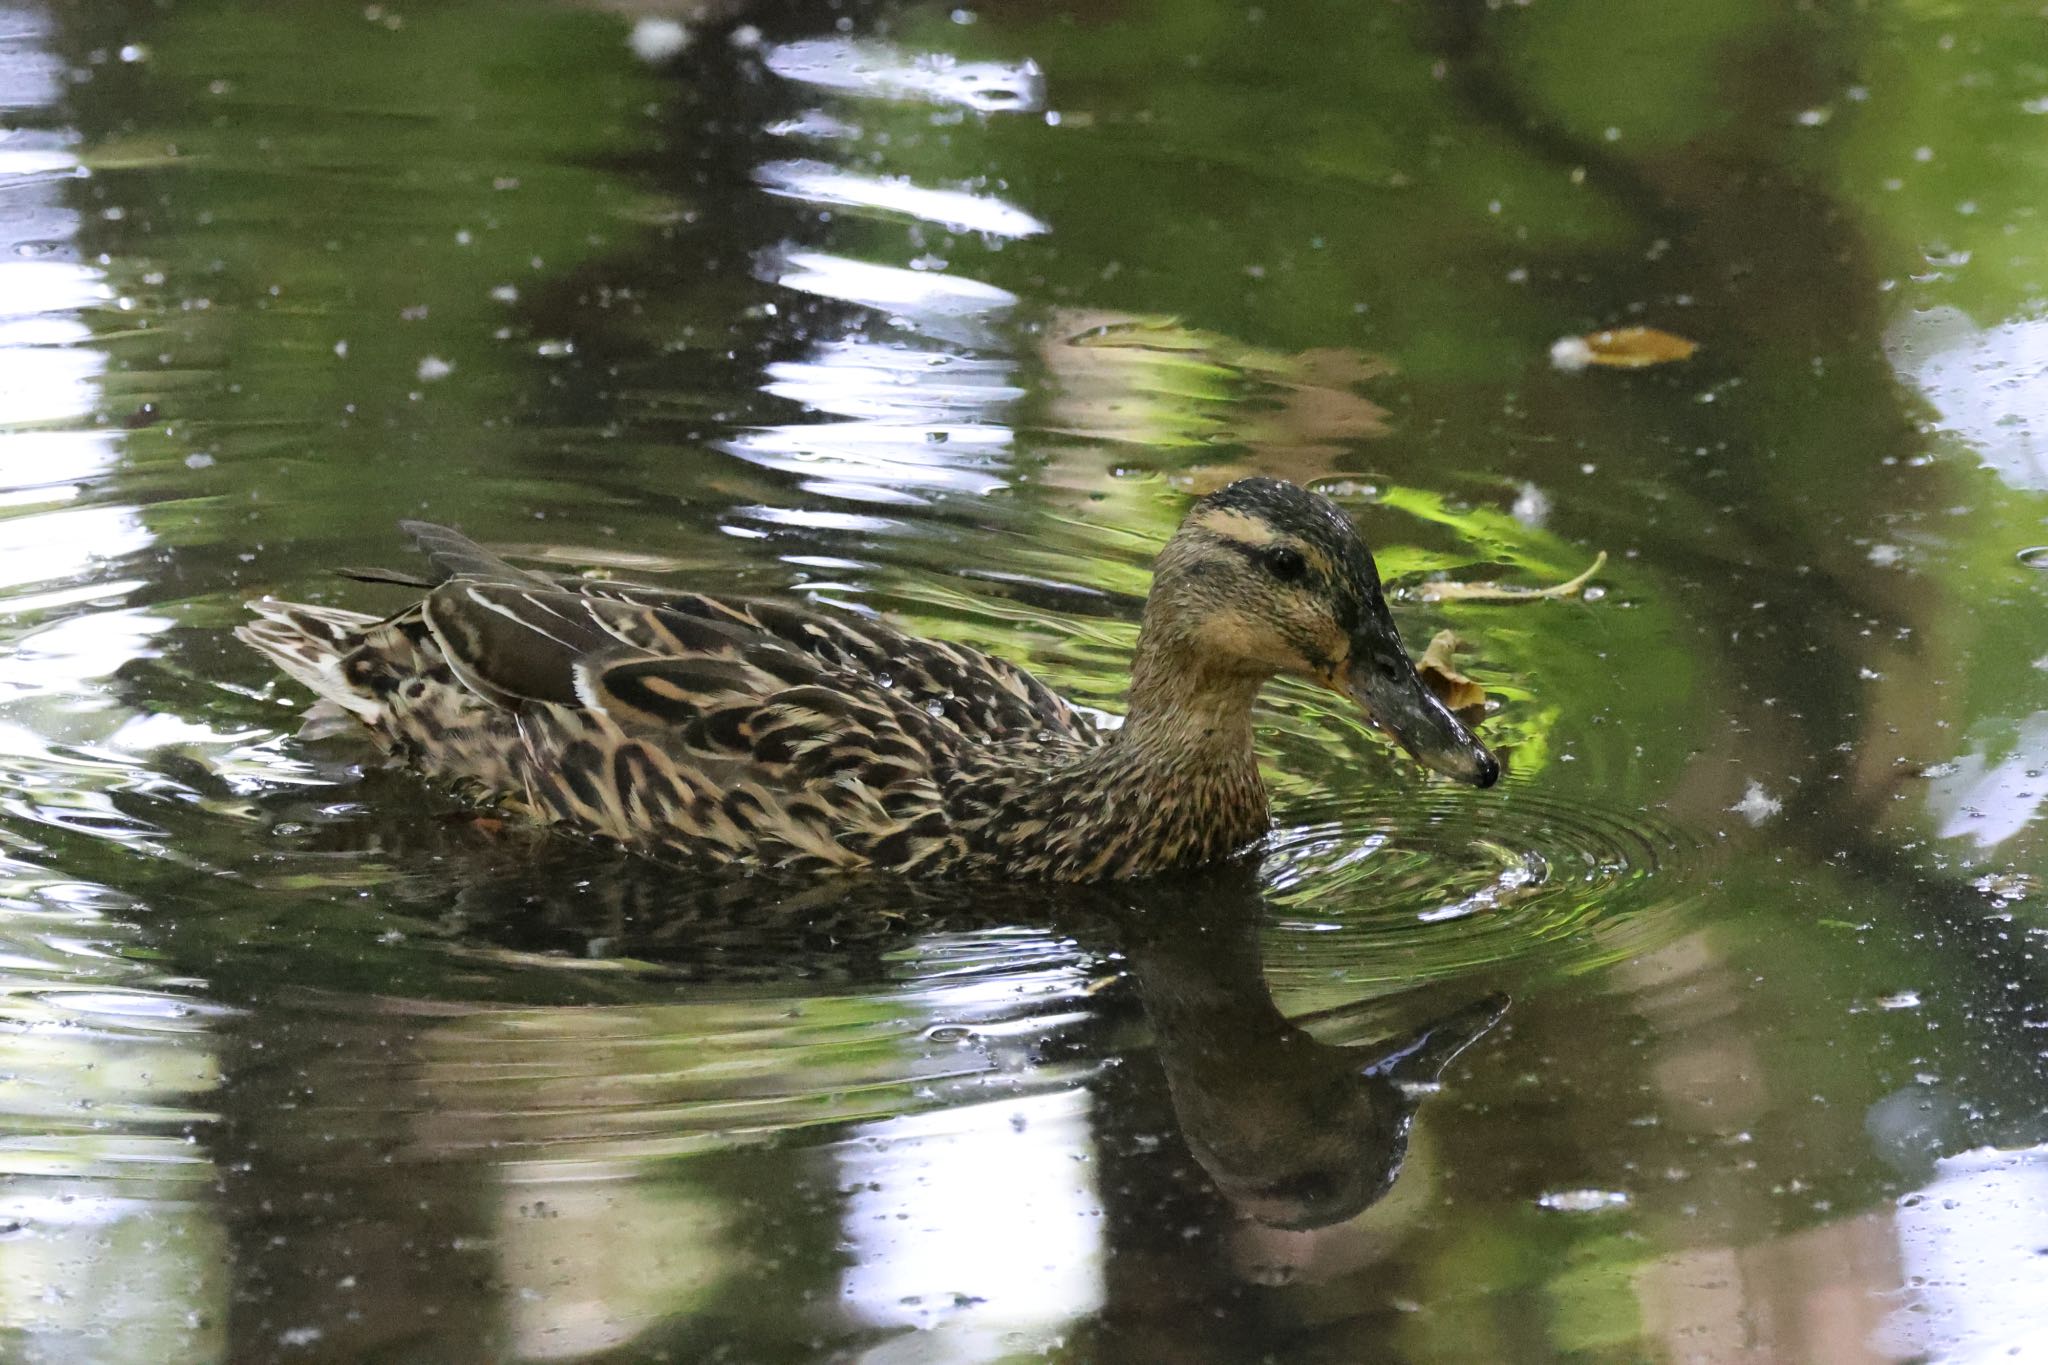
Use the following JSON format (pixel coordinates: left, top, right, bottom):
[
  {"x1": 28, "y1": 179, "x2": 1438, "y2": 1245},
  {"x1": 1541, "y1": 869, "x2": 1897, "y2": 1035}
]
[
  {"x1": 1416, "y1": 630, "x2": 1488, "y2": 720},
  {"x1": 1417, "y1": 551, "x2": 1607, "y2": 604},
  {"x1": 1550, "y1": 327, "x2": 1699, "y2": 371}
]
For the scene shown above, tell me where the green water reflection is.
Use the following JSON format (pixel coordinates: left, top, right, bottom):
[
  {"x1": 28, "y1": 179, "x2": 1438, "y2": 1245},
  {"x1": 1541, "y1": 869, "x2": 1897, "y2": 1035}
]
[{"x1": 3, "y1": 0, "x2": 2048, "y2": 1359}]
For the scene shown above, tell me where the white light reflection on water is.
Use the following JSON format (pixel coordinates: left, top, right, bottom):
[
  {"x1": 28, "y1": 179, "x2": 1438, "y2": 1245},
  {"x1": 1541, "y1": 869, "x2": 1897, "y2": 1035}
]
[
  {"x1": 1923, "y1": 711, "x2": 2048, "y2": 850},
  {"x1": 0, "y1": 1179, "x2": 228, "y2": 1365},
  {"x1": 299, "y1": 931, "x2": 1105, "y2": 1359},
  {"x1": 730, "y1": 260, "x2": 1022, "y2": 502},
  {"x1": 0, "y1": 875, "x2": 230, "y2": 1365},
  {"x1": 823, "y1": 932, "x2": 1103, "y2": 1360},
  {"x1": 1632, "y1": 1141, "x2": 2048, "y2": 1363},
  {"x1": 834, "y1": 1089, "x2": 1103, "y2": 1363},
  {"x1": 756, "y1": 159, "x2": 1049, "y2": 238},
  {"x1": 0, "y1": 28, "x2": 172, "y2": 826},
  {"x1": 764, "y1": 38, "x2": 1044, "y2": 115},
  {"x1": 764, "y1": 248, "x2": 1019, "y2": 346},
  {"x1": 0, "y1": 9, "x2": 228, "y2": 1362},
  {"x1": 0, "y1": 31, "x2": 152, "y2": 700},
  {"x1": 1884, "y1": 305, "x2": 2048, "y2": 491},
  {"x1": 762, "y1": 339, "x2": 1024, "y2": 421},
  {"x1": 729, "y1": 32, "x2": 1048, "y2": 511},
  {"x1": 1881, "y1": 1143, "x2": 2048, "y2": 1361}
]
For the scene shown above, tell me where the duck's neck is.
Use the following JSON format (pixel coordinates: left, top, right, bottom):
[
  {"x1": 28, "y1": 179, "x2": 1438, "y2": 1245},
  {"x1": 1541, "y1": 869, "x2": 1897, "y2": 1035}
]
[
  {"x1": 1118, "y1": 638, "x2": 1265, "y2": 768},
  {"x1": 968, "y1": 619, "x2": 1272, "y2": 881},
  {"x1": 1064, "y1": 633, "x2": 1270, "y2": 873}
]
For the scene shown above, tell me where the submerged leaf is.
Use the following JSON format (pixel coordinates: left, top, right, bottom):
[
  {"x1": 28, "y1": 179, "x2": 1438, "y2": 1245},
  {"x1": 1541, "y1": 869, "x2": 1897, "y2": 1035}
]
[
  {"x1": 1417, "y1": 630, "x2": 1488, "y2": 720},
  {"x1": 1550, "y1": 327, "x2": 1699, "y2": 371},
  {"x1": 1417, "y1": 551, "x2": 1607, "y2": 603}
]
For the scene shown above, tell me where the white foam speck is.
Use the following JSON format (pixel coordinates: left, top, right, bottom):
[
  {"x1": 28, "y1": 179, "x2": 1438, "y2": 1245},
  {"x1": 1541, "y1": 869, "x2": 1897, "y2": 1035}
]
[
  {"x1": 1549, "y1": 336, "x2": 1595, "y2": 372},
  {"x1": 629, "y1": 18, "x2": 690, "y2": 64},
  {"x1": 1730, "y1": 780, "x2": 1782, "y2": 825}
]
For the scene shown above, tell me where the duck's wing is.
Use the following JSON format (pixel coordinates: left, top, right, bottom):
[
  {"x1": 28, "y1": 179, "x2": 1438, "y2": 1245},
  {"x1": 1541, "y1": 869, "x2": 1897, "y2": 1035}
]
[
  {"x1": 580, "y1": 584, "x2": 1102, "y2": 749},
  {"x1": 416, "y1": 577, "x2": 969, "y2": 867},
  {"x1": 391, "y1": 522, "x2": 1100, "y2": 748}
]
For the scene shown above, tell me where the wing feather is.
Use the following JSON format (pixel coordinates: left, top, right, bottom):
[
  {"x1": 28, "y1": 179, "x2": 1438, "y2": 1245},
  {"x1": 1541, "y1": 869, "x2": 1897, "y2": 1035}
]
[
  {"x1": 421, "y1": 583, "x2": 614, "y2": 706},
  {"x1": 400, "y1": 520, "x2": 553, "y2": 588},
  {"x1": 287, "y1": 522, "x2": 1102, "y2": 871},
  {"x1": 575, "y1": 581, "x2": 1097, "y2": 746}
]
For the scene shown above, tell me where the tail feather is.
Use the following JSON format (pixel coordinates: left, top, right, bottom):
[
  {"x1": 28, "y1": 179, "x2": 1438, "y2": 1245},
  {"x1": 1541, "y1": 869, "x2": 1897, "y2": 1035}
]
[
  {"x1": 235, "y1": 599, "x2": 384, "y2": 721},
  {"x1": 398, "y1": 521, "x2": 552, "y2": 589}
]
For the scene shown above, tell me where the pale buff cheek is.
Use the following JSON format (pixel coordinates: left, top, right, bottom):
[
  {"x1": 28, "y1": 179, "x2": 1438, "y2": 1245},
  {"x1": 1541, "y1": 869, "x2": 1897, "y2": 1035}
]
[
  {"x1": 1192, "y1": 613, "x2": 1308, "y2": 673},
  {"x1": 1276, "y1": 610, "x2": 1352, "y2": 687}
]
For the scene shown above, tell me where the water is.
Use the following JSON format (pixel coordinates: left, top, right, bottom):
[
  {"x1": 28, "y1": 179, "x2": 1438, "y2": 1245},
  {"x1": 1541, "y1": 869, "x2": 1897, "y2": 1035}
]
[{"x1": 4, "y1": 0, "x2": 2048, "y2": 1359}]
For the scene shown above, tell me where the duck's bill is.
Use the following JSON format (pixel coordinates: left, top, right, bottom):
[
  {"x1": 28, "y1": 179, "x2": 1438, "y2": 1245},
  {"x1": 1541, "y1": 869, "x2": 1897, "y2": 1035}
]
[
  {"x1": 1360, "y1": 992, "x2": 1511, "y2": 1085},
  {"x1": 1345, "y1": 618, "x2": 1501, "y2": 788}
]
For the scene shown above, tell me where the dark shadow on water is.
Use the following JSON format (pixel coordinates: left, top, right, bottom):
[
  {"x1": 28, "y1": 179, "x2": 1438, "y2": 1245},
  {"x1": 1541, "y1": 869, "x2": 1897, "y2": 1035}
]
[
  {"x1": 1117, "y1": 884, "x2": 1506, "y2": 1231},
  {"x1": 166, "y1": 839, "x2": 1513, "y2": 1358},
  {"x1": 423, "y1": 846, "x2": 1508, "y2": 1230}
]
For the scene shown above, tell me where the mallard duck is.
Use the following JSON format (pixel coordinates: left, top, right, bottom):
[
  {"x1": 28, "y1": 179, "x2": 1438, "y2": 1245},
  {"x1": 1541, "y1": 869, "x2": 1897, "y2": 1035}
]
[{"x1": 239, "y1": 477, "x2": 1497, "y2": 881}]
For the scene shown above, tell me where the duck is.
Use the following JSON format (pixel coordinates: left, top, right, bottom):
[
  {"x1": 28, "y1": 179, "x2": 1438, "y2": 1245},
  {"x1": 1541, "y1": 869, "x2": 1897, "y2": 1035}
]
[{"x1": 238, "y1": 477, "x2": 1498, "y2": 881}]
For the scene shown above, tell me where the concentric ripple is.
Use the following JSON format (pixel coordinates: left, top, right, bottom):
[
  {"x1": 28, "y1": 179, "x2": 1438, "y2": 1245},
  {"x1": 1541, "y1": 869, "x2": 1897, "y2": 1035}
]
[{"x1": 1260, "y1": 776, "x2": 1704, "y2": 991}]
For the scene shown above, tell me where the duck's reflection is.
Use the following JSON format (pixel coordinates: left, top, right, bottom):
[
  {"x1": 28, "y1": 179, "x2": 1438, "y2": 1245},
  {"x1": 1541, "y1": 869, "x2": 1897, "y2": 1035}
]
[
  {"x1": 202, "y1": 833, "x2": 1505, "y2": 1358},
  {"x1": 1115, "y1": 883, "x2": 1506, "y2": 1230},
  {"x1": 427, "y1": 851, "x2": 1505, "y2": 1235}
]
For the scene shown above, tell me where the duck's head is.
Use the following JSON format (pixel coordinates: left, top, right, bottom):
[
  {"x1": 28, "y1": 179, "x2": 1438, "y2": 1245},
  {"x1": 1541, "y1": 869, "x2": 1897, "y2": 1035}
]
[{"x1": 1143, "y1": 477, "x2": 1499, "y2": 786}]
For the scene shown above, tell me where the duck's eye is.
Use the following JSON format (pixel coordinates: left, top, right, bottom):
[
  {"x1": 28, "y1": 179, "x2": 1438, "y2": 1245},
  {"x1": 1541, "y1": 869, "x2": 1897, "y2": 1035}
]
[{"x1": 1264, "y1": 546, "x2": 1308, "y2": 582}]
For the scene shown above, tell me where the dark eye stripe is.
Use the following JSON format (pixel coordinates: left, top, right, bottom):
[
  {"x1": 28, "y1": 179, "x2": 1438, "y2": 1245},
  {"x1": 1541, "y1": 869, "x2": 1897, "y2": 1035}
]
[{"x1": 1205, "y1": 532, "x2": 1322, "y2": 587}]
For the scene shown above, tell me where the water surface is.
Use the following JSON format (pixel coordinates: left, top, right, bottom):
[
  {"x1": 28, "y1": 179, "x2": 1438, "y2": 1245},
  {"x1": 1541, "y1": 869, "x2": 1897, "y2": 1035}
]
[{"x1": 4, "y1": 0, "x2": 2048, "y2": 1360}]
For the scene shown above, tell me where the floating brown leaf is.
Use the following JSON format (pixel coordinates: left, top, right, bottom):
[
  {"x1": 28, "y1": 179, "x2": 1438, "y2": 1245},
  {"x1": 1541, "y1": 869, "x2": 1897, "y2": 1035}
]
[
  {"x1": 1550, "y1": 327, "x2": 1699, "y2": 371},
  {"x1": 1417, "y1": 551, "x2": 1607, "y2": 603},
  {"x1": 1417, "y1": 630, "x2": 1488, "y2": 720}
]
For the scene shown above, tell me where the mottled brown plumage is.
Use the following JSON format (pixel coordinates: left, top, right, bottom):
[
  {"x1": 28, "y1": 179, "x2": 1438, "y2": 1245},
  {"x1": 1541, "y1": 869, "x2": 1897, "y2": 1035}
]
[{"x1": 238, "y1": 478, "x2": 1496, "y2": 881}]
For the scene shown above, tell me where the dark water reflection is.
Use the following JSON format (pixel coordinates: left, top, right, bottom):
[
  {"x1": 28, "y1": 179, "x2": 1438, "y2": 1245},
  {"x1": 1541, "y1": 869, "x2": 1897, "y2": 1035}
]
[{"x1": 5, "y1": 0, "x2": 2048, "y2": 1359}]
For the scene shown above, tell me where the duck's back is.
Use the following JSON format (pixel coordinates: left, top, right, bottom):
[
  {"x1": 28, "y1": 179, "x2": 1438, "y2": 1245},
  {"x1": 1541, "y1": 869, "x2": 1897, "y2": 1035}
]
[{"x1": 239, "y1": 522, "x2": 1102, "y2": 874}]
